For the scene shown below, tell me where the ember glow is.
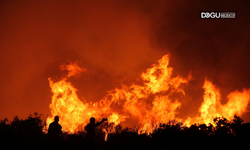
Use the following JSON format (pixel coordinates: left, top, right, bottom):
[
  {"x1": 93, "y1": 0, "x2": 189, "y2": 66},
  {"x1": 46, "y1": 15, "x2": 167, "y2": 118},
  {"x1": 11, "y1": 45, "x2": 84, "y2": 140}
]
[{"x1": 46, "y1": 54, "x2": 250, "y2": 136}]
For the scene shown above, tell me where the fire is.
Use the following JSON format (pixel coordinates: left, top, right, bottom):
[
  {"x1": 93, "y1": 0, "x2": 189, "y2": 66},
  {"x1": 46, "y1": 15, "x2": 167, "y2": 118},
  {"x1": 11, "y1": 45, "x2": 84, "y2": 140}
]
[
  {"x1": 46, "y1": 62, "x2": 90, "y2": 133},
  {"x1": 184, "y1": 79, "x2": 250, "y2": 126},
  {"x1": 46, "y1": 54, "x2": 250, "y2": 138}
]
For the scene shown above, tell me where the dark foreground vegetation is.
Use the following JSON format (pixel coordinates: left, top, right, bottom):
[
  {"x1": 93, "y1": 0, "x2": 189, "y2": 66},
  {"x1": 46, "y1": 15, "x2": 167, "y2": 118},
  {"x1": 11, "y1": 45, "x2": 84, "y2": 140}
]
[{"x1": 0, "y1": 113, "x2": 250, "y2": 150}]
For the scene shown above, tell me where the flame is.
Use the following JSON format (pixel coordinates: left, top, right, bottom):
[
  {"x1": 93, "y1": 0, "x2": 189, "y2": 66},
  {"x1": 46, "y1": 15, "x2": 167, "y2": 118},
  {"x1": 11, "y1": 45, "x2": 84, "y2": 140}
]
[
  {"x1": 184, "y1": 79, "x2": 250, "y2": 126},
  {"x1": 46, "y1": 54, "x2": 250, "y2": 138},
  {"x1": 46, "y1": 62, "x2": 90, "y2": 133}
]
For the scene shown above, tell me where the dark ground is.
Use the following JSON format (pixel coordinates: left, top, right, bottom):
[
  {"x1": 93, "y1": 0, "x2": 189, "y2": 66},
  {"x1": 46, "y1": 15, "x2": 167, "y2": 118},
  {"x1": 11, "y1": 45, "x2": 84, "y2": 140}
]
[{"x1": 0, "y1": 113, "x2": 249, "y2": 150}]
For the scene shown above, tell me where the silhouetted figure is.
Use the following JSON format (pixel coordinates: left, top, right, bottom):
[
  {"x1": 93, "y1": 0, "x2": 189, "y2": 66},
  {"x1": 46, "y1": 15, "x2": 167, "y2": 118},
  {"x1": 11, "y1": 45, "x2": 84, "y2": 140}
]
[
  {"x1": 48, "y1": 116, "x2": 62, "y2": 147},
  {"x1": 85, "y1": 117, "x2": 107, "y2": 146}
]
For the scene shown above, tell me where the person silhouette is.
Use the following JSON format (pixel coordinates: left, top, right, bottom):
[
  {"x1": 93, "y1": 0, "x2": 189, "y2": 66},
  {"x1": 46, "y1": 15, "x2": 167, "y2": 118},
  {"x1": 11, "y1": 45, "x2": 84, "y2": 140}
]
[
  {"x1": 48, "y1": 116, "x2": 62, "y2": 146},
  {"x1": 85, "y1": 117, "x2": 107, "y2": 146}
]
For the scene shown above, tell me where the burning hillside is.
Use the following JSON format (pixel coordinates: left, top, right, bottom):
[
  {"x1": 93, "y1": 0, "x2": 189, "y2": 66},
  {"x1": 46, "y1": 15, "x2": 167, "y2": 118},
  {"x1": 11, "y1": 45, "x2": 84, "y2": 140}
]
[{"x1": 46, "y1": 54, "x2": 250, "y2": 136}]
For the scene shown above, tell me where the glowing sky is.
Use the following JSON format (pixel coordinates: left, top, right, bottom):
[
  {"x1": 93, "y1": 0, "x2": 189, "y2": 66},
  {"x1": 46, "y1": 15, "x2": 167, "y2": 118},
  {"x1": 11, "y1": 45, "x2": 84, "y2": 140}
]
[{"x1": 0, "y1": 0, "x2": 250, "y2": 122}]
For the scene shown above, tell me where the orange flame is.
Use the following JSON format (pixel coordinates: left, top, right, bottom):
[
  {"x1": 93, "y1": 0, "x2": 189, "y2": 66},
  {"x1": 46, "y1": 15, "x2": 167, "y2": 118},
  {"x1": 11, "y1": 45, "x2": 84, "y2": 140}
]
[
  {"x1": 46, "y1": 54, "x2": 250, "y2": 138},
  {"x1": 184, "y1": 79, "x2": 250, "y2": 126}
]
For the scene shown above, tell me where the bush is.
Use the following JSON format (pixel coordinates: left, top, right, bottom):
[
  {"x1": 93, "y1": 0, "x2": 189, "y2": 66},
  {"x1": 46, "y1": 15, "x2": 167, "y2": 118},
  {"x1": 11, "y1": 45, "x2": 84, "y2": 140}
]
[{"x1": 0, "y1": 113, "x2": 248, "y2": 149}]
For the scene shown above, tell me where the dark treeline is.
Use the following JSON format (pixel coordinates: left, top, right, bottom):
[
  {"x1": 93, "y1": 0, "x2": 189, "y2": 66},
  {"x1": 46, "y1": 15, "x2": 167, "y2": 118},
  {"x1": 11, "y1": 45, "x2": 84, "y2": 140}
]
[{"x1": 0, "y1": 113, "x2": 249, "y2": 150}]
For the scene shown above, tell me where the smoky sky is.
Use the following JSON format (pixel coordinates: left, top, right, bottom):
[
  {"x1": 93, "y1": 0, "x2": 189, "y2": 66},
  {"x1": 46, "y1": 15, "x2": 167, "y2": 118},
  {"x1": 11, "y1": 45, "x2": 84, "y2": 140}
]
[{"x1": 0, "y1": 0, "x2": 250, "y2": 122}]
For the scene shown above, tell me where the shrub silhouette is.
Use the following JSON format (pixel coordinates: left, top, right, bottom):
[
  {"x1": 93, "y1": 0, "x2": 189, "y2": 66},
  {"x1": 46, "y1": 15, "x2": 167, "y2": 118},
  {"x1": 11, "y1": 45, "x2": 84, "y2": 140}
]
[
  {"x1": 0, "y1": 112, "x2": 46, "y2": 148},
  {"x1": 0, "y1": 113, "x2": 249, "y2": 149}
]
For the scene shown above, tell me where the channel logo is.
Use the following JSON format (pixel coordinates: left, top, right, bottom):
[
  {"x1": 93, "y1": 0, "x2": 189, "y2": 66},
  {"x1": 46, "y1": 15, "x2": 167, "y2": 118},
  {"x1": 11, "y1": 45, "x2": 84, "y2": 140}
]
[{"x1": 200, "y1": 11, "x2": 236, "y2": 19}]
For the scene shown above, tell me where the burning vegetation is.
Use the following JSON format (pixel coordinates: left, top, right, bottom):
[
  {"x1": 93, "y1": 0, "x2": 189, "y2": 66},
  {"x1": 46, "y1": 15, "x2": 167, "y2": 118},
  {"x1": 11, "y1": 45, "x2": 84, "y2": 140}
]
[{"x1": 45, "y1": 54, "x2": 250, "y2": 140}]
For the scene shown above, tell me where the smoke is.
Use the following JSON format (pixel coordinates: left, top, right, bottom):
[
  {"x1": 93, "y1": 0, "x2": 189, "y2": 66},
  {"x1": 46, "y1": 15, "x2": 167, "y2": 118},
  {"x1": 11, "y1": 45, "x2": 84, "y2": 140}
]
[
  {"x1": 0, "y1": 0, "x2": 250, "y2": 122},
  {"x1": 142, "y1": 0, "x2": 250, "y2": 120}
]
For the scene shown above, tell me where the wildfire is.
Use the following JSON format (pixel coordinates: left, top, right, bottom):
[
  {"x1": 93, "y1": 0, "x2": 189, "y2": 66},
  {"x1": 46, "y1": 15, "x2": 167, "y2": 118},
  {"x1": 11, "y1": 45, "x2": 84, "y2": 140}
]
[
  {"x1": 184, "y1": 79, "x2": 250, "y2": 126},
  {"x1": 46, "y1": 54, "x2": 250, "y2": 139}
]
